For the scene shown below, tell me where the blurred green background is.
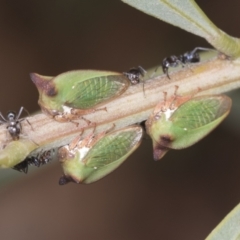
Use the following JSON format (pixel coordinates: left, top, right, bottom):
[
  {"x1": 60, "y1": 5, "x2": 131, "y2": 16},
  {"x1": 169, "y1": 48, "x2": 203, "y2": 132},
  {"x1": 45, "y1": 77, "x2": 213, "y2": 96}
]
[{"x1": 0, "y1": 0, "x2": 240, "y2": 239}]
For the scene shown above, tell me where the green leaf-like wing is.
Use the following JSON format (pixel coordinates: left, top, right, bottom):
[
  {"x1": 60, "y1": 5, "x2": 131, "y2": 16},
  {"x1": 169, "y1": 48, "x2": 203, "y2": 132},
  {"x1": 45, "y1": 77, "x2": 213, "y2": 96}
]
[
  {"x1": 168, "y1": 95, "x2": 232, "y2": 149},
  {"x1": 86, "y1": 126, "x2": 142, "y2": 167},
  {"x1": 68, "y1": 75, "x2": 129, "y2": 109},
  {"x1": 171, "y1": 95, "x2": 231, "y2": 130},
  {"x1": 83, "y1": 125, "x2": 143, "y2": 183},
  {"x1": 54, "y1": 70, "x2": 130, "y2": 109}
]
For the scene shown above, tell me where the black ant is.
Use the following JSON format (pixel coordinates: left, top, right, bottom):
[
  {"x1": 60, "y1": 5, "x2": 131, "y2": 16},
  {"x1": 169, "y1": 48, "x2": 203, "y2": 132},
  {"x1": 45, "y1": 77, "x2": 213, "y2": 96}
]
[
  {"x1": 12, "y1": 157, "x2": 38, "y2": 174},
  {"x1": 162, "y1": 47, "x2": 213, "y2": 79},
  {"x1": 12, "y1": 149, "x2": 55, "y2": 174},
  {"x1": 123, "y1": 66, "x2": 147, "y2": 96},
  {"x1": 123, "y1": 66, "x2": 147, "y2": 85},
  {"x1": 0, "y1": 106, "x2": 31, "y2": 140}
]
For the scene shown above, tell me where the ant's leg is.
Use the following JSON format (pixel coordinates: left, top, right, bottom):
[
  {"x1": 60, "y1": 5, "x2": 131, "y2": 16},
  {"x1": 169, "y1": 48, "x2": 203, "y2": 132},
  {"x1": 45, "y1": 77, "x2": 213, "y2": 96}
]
[
  {"x1": 138, "y1": 66, "x2": 147, "y2": 76},
  {"x1": 191, "y1": 47, "x2": 215, "y2": 54},
  {"x1": 19, "y1": 117, "x2": 33, "y2": 130},
  {"x1": 5, "y1": 127, "x2": 9, "y2": 141},
  {"x1": 26, "y1": 119, "x2": 33, "y2": 130},
  {"x1": 0, "y1": 112, "x2": 7, "y2": 122},
  {"x1": 18, "y1": 107, "x2": 34, "y2": 130},
  {"x1": 166, "y1": 69, "x2": 171, "y2": 79},
  {"x1": 16, "y1": 106, "x2": 24, "y2": 120},
  {"x1": 136, "y1": 66, "x2": 147, "y2": 98},
  {"x1": 22, "y1": 107, "x2": 31, "y2": 117},
  {"x1": 150, "y1": 66, "x2": 160, "y2": 78}
]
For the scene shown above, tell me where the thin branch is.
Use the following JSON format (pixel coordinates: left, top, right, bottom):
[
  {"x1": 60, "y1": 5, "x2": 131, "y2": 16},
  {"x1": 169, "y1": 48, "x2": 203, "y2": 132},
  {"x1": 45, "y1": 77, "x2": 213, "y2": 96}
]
[{"x1": 0, "y1": 56, "x2": 240, "y2": 166}]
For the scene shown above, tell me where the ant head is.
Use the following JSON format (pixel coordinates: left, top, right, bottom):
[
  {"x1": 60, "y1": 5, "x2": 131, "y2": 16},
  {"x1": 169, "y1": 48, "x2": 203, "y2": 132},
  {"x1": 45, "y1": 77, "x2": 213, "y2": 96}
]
[
  {"x1": 123, "y1": 71, "x2": 140, "y2": 85},
  {"x1": 123, "y1": 66, "x2": 146, "y2": 85},
  {"x1": 7, "y1": 111, "x2": 16, "y2": 120}
]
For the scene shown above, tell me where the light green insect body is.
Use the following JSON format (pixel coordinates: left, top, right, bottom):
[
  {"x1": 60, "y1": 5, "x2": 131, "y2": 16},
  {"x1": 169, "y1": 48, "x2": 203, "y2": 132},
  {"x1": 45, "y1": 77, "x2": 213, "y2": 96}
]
[
  {"x1": 58, "y1": 125, "x2": 143, "y2": 185},
  {"x1": 30, "y1": 70, "x2": 130, "y2": 123},
  {"x1": 146, "y1": 93, "x2": 232, "y2": 160}
]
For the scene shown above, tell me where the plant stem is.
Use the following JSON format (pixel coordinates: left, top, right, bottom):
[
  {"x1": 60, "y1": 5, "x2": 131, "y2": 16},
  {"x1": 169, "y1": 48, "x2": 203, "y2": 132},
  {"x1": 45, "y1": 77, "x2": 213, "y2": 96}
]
[{"x1": 0, "y1": 55, "x2": 240, "y2": 161}]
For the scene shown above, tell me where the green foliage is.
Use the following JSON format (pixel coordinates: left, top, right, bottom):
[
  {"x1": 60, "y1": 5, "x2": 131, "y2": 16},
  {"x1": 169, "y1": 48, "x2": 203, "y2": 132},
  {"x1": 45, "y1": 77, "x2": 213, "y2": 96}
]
[
  {"x1": 122, "y1": 0, "x2": 240, "y2": 58},
  {"x1": 205, "y1": 203, "x2": 240, "y2": 240}
]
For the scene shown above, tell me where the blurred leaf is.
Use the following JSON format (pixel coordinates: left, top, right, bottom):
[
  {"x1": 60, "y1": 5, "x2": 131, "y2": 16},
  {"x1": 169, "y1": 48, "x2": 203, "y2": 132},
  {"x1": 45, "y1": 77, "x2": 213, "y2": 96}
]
[
  {"x1": 122, "y1": 0, "x2": 217, "y2": 38},
  {"x1": 122, "y1": 0, "x2": 240, "y2": 58},
  {"x1": 205, "y1": 203, "x2": 240, "y2": 240}
]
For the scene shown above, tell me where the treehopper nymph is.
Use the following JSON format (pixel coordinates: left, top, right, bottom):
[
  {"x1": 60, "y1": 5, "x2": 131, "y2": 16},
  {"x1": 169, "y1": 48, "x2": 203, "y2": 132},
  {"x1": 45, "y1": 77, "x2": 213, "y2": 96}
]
[
  {"x1": 146, "y1": 87, "x2": 232, "y2": 160},
  {"x1": 31, "y1": 70, "x2": 130, "y2": 126},
  {"x1": 58, "y1": 125, "x2": 143, "y2": 185}
]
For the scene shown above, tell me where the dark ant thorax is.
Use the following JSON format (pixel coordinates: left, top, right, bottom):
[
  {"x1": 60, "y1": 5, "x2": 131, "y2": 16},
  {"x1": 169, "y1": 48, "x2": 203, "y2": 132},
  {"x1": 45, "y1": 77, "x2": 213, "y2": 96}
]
[
  {"x1": 7, "y1": 112, "x2": 21, "y2": 140},
  {"x1": 179, "y1": 51, "x2": 200, "y2": 64},
  {"x1": 162, "y1": 56, "x2": 179, "y2": 75},
  {"x1": 161, "y1": 47, "x2": 214, "y2": 79}
]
